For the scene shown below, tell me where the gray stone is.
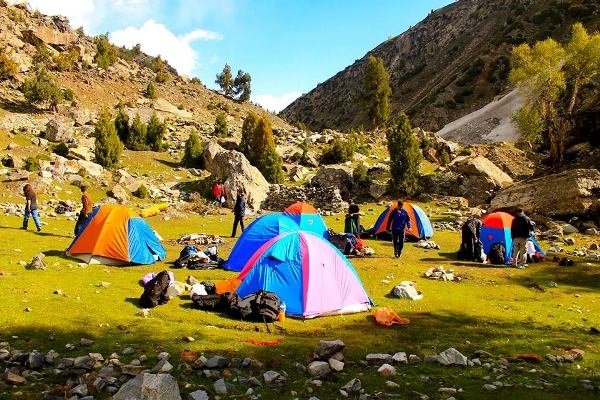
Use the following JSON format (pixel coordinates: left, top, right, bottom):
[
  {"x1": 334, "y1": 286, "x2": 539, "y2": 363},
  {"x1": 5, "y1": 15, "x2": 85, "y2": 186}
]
[
  {"x1": 483, "y1": 384, "x2": 497, "y2": 391},
  {"x1": 564, "y1": 237, "x2": 576, "y2": 246},
  {"x1": 408, "y1": 354, "x2": 421, "y2": 364},
  {"x1": 328, "y1": 358, "x2": 344, "y2": 372},
  {"x1": 71, "y1": 384, "x2": 88, "y2": 397},
  {"x1": 0, "y1": 349, "x2": 11, "y2": 361},
  {"x1": 188, "y1": 390, "x2": 209, "y2": 400},
  {"x1": 73, "y1": 355, "x2": 95, "y2": 369},
  {"x1": 313, "y1": 339, "x2": 345, "y2": 360},
  {"x1": 341, "y1": 378, "x2": 361, "y2": 393},
  {"x1": 473, "y1": 350, "x2": 493, "y2": 359},
  {"x1": 26, "y1": 351, "x2": 44, "y2": 369},
  {"x1": 263, "y1": 370, "x2": 285, "y2": 386},
  {"x1": 204, "y1": 355, "x2": 228, "y2": 369},
  {"x1": 562, "y1": 224, "x2": 579, "y2": 234},
  {"x1": 366, "y1": 353, "x2": 393, "y2": 364},
  {"x1": 424, "y1": 355, "x2": 440, "y2": 363},
  {"x1": 109, "y1": 184, "x2": 130, "y2": 204},
  {"x1": 438, "y1": 348, "x2": 468, "y2": 366},
  {"x1": 112, "y1": 373, "x2": 181, "y2": 400},
  {"x1": 213, "y1": 378, "x2": 228, "y2": 395},
  {"x1": 80, "y1": 338, "x2": 95, "y2": 346},
  {"x1": 312, "y1": 164, "x2": 354, "y2": 199},
  {"x1": 308, "y1": 361, "x2": 331, "y2": 378},
  {"x1": 392, "y1": 352, "x2": 407, "y2": 364},
  {"x1": 152, "y1": 359, "x2": 173, "y2": 373},
  {"x1": 45, "y1": 118, "x2": 74, "y2": 142},
  {"x1": 377, "y1": 363, "x2": 396, "y2": 376},
  {"x1": 78, "y1": 160, "x2": 104, "y2": 177}
]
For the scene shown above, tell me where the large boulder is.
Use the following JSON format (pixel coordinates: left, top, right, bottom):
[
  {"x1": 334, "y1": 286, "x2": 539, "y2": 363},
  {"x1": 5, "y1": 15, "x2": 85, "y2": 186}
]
[
  {"x1": 21, "y1": 27, "x2": 76, "y2": 46},
  {"x1": 448, "y1": 156, "x2": 513, "y2": 205},
  {"x1": 491, "y1": 169, "x2": 600, "y2": 217},
  {"x1": 112, "y1": 373, "x2": 181, "y2": 400},
  {"x1": 45, "y1": 119, "x2": 74, "y2": 143},
  {"x1": 311, "y1": 165, "x2": 353, "y2": 200},
  {"x1": 78, "y1": 160, "x2": 104, "y2": 177},
  {"x1": 202, "y1": 142, "x2": 270, "y2": 210}
]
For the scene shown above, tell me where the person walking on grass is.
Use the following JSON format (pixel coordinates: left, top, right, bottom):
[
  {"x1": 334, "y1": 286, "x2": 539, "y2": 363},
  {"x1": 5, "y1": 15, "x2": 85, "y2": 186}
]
[
  {"x1": 231, "y1": 190, "x2": 246, "y2": 237},
  {"x1": 21, "y1": 183, "x2": 41, "y2": 232},
  {"x1": 386, "y1": 200, "x2": 411, "y2": 258},
  {"x1": 74, "y1": 185, "x2": 93, "y2": 236},
  {"x1": 511, "y1": 207, "x2": 535, "y2": 269}
]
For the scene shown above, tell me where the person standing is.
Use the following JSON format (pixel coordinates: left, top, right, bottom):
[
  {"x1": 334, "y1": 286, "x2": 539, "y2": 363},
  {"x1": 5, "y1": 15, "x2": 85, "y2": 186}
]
[
  {"x1": 74, "y1": 185, "x2": 93, "y2": 235},
  {"x1": 386, "y1": 200, "x2": 411, "y2": 258},
  {"x1": 345, "y1": 201, "x2": 361, "y2": 235},
  {"x1": 460, "y1": 215, "x2": 483, "y2": 261},
  {"x1": 212, "y1": 180, "x2": 221, "y2": 203},
  {"x1": 511, "y1": 207, "x2": 535, "y2": 268},
  {"x1": 21, "y1": 183, "x2": 41, "y2": 232},
  {"x1": 218, "y1": 180, "x2": 227, "y2": 206},
  {"x1": 231, "y1": 191, "x2": 246, "y2": 237}
]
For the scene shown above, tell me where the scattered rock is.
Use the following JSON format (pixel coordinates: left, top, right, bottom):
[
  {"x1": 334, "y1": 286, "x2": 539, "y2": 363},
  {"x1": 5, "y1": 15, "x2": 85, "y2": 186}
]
[
  {"x1": 204, "y1": 355, "x2": 228, "y2": 369},
  {"x1": 392, "y1": 352, "x2": 407, "y2": 364},
  {"x1": 341, "y1": 378, "x2": 361, "y2": 393},
  {"x1": 314, "y1": 339, "x2": 345, "y2": 360},
  {"x1": 366, "y1": 353, "x2": 393, "y2": 364},
  {"x1": 80, "y1": 338, "x2": 95, "y2": 346},
  {"x1": 377, "y1": 363, "x2": 396, "y2": 376},
  {"x1": 437, "y1": 348, "x2": 468, "y2": 366},
  {"x1": 188, "y1": 390, "x2": 209, "y2": 400},
  {"x1": 308, "y1": 361, "x2": 331, "y2": 378},
  {"x1": 328, "y1": 358, "x2": 344, "y2": 372},
  {"x1": 112, "y1": 373, "x2": 181, "y2": 400}
]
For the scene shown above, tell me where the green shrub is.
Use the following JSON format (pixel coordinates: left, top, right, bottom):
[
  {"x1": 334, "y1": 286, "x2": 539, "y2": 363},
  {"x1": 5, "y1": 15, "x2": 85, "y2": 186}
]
[
  {"x1": 23, "y1": 157, "x2": 40, "y2": 172},
  {"x1": 0, "y1": 48, "x2": 18, "y2": 80},
  {"x1": 62, "y1": 88, "x2": 74, "y2": 102},
  {"x1": 52, "y1": 142, "x2": 69, "y2": 157},
  {"x1": 146, "y1": 112, "x2": 166, "y2": 151},
  {"x1": 126, "y1": 114, "x2": 147, "y2": 151},
  {"x1": 353, "y1": 164, "x2": 371, "y2": 188},
  {"x1": 321, "y1": 137, "x2": 356, "y2": 164},
  {"x1": 134, "y1": 184, "x2": 149, "y2": 199},
  {"x1": 7, "y1": 8, "x2": 25, "y2": 22},
  {"x1": 439, "y1": 151, "x2": 451, "y2": 165},
  {"x1": 114, "y1": 103, "x2": 129, "y2": 144},
  {"x1": 182, "y1": 131, "x2": 204, "y2": 168},
  {"x1": 21, "y1": 66, "x2": 63, "y2": 110},
  {"x1": 94, "y1": 108, "x2": 122, "y2": 170},
  {"x1": 94, "y1": 35, "x2": 118, "y2": 70},
  {"x1": 239, "y1": 112, "x2": 283, "y2": 183},
  {"x1": 145, "y1": 82, "x2": 157, "y2": 99},
  {"x1": 53, "y1": 48, "x2": 79, "y2": 71},
  {"x1": 190, "y1": 77, "x2": 202, "y2": 85},
  {"x1": 459, "y1": 148, "x2": 472, "y2": 156},
  {"x1": 214, "y1": 113, "x2": 228, "y2": 137},
  {"x1": 386, "y1": 113, "x2": 421, "y2": 196},
  {"x1": 32, "y1": 45, "x2": 52, "y2": 67}
]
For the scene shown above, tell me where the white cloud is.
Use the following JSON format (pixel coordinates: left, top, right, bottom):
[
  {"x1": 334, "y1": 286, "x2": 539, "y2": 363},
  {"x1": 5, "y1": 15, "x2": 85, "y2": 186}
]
[
  {"x1": 18, "y1": 0, "x2": 95, "y2": 31},
  {"x1": 109, "y1": 20, "x2": 222, "y2": 76},
  {"x1": 254, "y1": 92, "x2": 302, "y2": 113}
]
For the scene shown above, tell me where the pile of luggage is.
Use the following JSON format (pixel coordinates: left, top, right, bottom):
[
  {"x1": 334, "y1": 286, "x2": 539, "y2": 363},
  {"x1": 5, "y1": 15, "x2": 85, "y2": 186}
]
[{"x1": 173, "y1": 245, "x2": 224, "y2": 270}]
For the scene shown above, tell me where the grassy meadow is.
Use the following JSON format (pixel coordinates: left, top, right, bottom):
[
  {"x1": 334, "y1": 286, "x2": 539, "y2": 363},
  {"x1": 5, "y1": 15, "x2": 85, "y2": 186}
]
[{"x1": 0, "y1": 202, "x2": 599, "y2": 399}]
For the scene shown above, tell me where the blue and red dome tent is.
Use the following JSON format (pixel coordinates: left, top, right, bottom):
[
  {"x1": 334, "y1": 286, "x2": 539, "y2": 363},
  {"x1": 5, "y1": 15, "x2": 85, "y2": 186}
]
[
  {"x1": 369, "y1": 202, "x2": 433, "y2": 240},
  {"x1": 481, "y1": 211, "x2": 544, "y2": 264},
  {"x1": 235, "y1": 230, "x2": 372, "y2": 318},
  {"x1": 223, "y1": 202, "x2": 328, "y2": 272}
]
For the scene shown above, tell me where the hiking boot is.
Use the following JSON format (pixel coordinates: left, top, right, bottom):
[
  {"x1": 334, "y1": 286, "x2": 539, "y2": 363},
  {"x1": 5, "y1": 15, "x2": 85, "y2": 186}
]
[
  {"x1": 37, "y1": 227, "x2": 42, "y2": 232},
  {"x1": 20, "y1": 226, "x2": 27, "y2": 230},
  {"x1": 516, "y1": 264, "x2": 525, "y2": 269}
]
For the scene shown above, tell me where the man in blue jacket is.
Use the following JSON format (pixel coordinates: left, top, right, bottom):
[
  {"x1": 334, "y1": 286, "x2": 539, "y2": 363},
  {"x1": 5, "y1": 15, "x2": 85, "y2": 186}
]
[
  {"x1": 386, "y1": 200, "x2": 411, "y2": 258},
  {"x1": 231, "y1": 191, "x2": 246, "y2": 237}
]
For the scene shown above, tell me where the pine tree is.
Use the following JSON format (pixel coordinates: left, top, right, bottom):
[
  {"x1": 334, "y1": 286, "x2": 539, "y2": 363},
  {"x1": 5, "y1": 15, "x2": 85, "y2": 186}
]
[
  {"x1": 114, "y1": 102, "x2": 129, "y2": 143},
  {"x1": 182, "y1": 131, "x2": 204, "y2": 167},
  {"x1": 94, "y1": 109, "x2": 122, "y2": 169},
  {"x1": 214, "y1": 113, "x2": 228, "y2": 137},
  {"x1": 233, "y1": 69, "x2": 252, "y2": 101},
  {"x1": 239, "y1": 113, "x2": 283, "y2": 183},
  {"x1": 145, "y1": 82, "x2": 157, "y2": 99},
  {"x1": 127, "y1": 113, "x2": 147, "y2": 150},
  {"x1": 363, "y1": 55, "x2": 392, "y2": 128},
  {"x1": 94, "y1": 34, "x2": 118, "y2": 70},
  {"x1": 386, "y1": 113, "x2": 421, "y2": 196},
  {"x1": 215, "y1": 64, "x2": 234, "y2": 96},
  {"x1": 146, "y1": 112, "x2": 166, "y2": 151},
  {"x1": 154, "y1": 56, "x2": 169, "y2": 83}
]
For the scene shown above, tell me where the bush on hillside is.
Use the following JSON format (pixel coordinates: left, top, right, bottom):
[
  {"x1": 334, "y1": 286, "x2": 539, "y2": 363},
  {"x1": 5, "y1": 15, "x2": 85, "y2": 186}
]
[
  {"x1": 146, "y1": 112, "x2": 166, "y2": 151},
  {"x1": 23, "y1": 157, "x2": 40, "y2": 172},
  {"x1": 0, "y1": 48, "x2": 18, "y2": 80},
  {"x1": 181, "y1": 131, "x2": 204, "y2": 168},
  {"x1": 94, "y1": 35, "x2": 118, "y2": 70},
  {"x1": 94, "y1": 109, "x2": 122, "y2": 170},
  {"x1": 240, "y1": 112, "x2": 283, "y2": 183},
  {"x1": 53, "y1": 48, "x2": 79, "y2": 71},
  {"x1": 214, "y1": 113, "x2": 228, "y2": 137},
  {"x1": 114, "y1": 103, "x2": 129, "y2": 144},
  {"x1": 353, "y1": 163, "x2": 371, "y2": 188},
  {"x1": 386, "y1": 113, "x2": 421, "y2": 196},
  {"x1": 21, "y1": 66, "x2": 63, "y2": 110},
  {"x1": 321, "y1": 137, "x2": 356, "y2": 164},
  {"x1": 52, "y1": 142, "x2": 69, "y2": 157},
  {"x1": 145, "y1": 82, "x2": 157, "y2": 99},
  {"x1": 126, "y1": 114, "x2": 148, "y2": 151},
  {"x1": 134, "y1": 184, "x2": 149, "y2": 199},
  {"x1": 154, "y1": 56, "x2": 169, "y2": 83}
]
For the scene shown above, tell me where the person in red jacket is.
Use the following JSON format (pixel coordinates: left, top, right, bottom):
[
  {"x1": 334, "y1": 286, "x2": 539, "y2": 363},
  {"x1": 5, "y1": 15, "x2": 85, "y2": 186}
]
[{"x1": 212, "y1": 180, "x2": 221, "y2": 203}]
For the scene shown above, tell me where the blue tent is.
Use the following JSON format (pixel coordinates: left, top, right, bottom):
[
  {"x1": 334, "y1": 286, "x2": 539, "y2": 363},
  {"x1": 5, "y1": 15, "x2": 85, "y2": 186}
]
[{"x1": 224, "y1": 212, "x2": 328, "y2": 272}]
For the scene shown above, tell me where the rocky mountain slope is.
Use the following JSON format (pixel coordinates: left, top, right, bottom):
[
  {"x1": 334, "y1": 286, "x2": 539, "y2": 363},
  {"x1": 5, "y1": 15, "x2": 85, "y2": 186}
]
[
  {"x1": 0, "y1": 1, "x2": 292, "y2": 135},
  {"x1": 281, "y1": 0, "x2": 600, "y2": 133}
]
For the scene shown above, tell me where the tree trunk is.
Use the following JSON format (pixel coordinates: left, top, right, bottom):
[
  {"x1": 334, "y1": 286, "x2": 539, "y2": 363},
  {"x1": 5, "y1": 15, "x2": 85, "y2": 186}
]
[{"x1": 567, "y1": 77, "x2": 580, "y2": 115}]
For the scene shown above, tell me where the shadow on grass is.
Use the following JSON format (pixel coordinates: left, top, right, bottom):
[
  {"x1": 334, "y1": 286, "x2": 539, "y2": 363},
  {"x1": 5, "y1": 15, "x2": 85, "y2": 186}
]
[
  {"x1": 43, "y1": 250, "x2": 72, "y2": 261},
  {"x1": 511, "y1": 261, "x2": 600, "y2": 292},
  {"x1": 154, "y1": 157, "x2": 180, "y2": 169}
]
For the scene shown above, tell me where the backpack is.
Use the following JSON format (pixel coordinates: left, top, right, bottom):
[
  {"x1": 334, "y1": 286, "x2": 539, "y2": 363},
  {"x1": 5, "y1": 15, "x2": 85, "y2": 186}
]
[
  {"x1": 191, "y1": 293, "x2": 230, "y2": 311},
  {"x1": 489, "y1": 242, "x2": 506, "y2": 265},
  {"x1": 139, "y1": 270, "x2": 171, "y2": 308},
  {"x1": 228, "y1": 290, "x2": 281, "y2": 322}
]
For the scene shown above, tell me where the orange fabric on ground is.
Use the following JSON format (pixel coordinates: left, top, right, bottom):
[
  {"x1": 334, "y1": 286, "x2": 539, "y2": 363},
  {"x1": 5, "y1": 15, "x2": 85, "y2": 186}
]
[
  {"x1": 246, "y1": 338, "x2": 284, "y2": 346},
  {"x1": 215, "y1": 278, "x2": 242, "y2": 294},
  {"x1": 373, "y1": 307, "x2": 411, "y2": 327}
]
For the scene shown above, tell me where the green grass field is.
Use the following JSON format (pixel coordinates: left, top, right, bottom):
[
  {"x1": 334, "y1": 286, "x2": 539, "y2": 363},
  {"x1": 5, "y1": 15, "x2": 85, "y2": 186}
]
[{"x1": 0, "y1": 205, "x2": 598, "y2": 399}]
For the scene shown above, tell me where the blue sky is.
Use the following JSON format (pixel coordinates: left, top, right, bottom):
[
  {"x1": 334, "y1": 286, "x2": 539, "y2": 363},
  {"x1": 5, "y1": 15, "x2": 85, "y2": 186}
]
[{"x1": 25, "y1": 0, "x2": 454, "y2": 111}]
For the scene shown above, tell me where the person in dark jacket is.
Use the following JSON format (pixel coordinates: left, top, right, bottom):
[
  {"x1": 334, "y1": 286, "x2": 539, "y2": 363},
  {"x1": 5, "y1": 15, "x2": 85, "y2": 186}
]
[
  {"x1": 21, "y1": 183, "x2": 41, "y2": 232},
  {"x1": 386, "y1": 200, "x2": 411, "y2": 258},
  {"x1": 344, "y1": 201, "x2": 362, "y2": 235},
  {"x1": 511, "y1": 207, "x2": 535, "y2": 268},
  {"x1": 460, "y1": 216, "x2": 483, "y2": 261},
  {"x1": 231, "y1": 191, "x2": 246, "y2": 237},
  {"x1": 74, "y1": 185, "x2": 93, "y2": 235}
]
